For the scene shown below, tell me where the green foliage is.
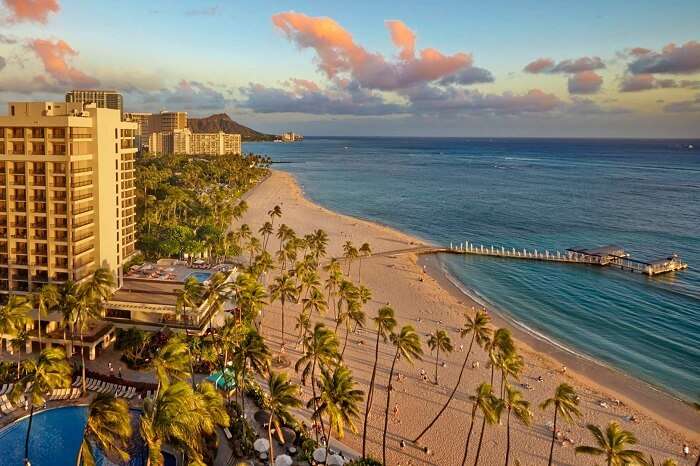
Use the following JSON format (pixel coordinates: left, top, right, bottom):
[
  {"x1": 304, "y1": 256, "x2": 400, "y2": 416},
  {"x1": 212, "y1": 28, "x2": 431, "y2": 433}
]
[
  {"x1": 135, "y1": 151, "x2": 269, "y2": 261},
  {"x1": 346, "y1": 459, "x2": 382, "y2": 466}
]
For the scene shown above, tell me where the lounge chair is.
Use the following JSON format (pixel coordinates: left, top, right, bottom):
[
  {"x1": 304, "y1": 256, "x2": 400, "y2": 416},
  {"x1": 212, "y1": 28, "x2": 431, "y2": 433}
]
[
  {"x1": 72, "y1": 376, "x2": 82, "y2": 388},
  {"x1": 125, "y1": 387, "x2": 136, "y2": 399},
  {"x1": 61, "y1": 388, "x2": 70, "y2": 399},
  {"x1": 0, "y1": 385, "x2": 7, "y2": 396},
  {"x1": 71, "y1": 388, "x2": 81, "y2": 399},
  {"x1": 223, "y1": 427, "x2": 233, "y2": 440}
]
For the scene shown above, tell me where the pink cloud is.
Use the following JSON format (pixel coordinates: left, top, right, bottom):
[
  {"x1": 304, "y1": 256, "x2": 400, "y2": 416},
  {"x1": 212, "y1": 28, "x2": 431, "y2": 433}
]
[
  {"x1": 287, "y1": 78, "x2": 321, "y2": 93},
  {"x1": 3, "y1": 0, "x2": 59, "y2": 24},
  {"x1": 628, "y1": 41, "x2": 700, "y2": 75},
  {"x1": 524, "y1": 58, "x2": 554, "y2": 74},
  {"x1": 620, "y1": 74, "x2": 698, "y2": 92},
  {"x1": 271, "y1": 12, "x2": 477, "y2": 91},
  {"x1": 568, "y1": 70, "x2": 603, "y2": 94},
  {"x1": 629, "y1": 47, "x2": 651, "y2": 57},
  {"x1": 385, "y1": 20, "x2": 415, "y2": 60},
  {"x1": 29, "y1": 39, "x2": 99, "y2": 87}
]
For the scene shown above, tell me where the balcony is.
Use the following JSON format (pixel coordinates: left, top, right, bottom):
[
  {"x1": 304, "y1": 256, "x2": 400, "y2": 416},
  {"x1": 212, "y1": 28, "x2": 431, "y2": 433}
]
[
  {"x1": 72, "y1": 179, "x2": 93, "y2": 189},
  {"x1": 32, "y1": 232, "x2": 48, "y2": 240}
]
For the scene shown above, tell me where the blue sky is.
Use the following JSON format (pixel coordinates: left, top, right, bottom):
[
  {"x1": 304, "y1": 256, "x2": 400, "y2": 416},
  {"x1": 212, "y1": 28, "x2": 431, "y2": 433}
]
[{"x1": 1, "y1": 0, "x2": 699, "y2": 137}]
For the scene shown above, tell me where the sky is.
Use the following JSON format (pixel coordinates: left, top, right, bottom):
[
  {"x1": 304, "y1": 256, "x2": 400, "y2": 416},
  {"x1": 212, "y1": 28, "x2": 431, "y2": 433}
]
[{"x1": 1, "y1": 0, "x2": 699, "y2": 137}]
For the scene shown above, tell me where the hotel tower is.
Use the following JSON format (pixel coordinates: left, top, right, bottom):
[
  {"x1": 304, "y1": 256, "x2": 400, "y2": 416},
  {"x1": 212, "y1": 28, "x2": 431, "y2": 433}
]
[{"x1": 0, "y1": 101, "x2": 137, "y2": 295}]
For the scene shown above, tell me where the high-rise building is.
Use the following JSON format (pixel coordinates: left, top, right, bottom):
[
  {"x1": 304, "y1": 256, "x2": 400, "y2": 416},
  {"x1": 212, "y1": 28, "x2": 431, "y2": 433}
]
[
  {"x1": 148, "y1": 129, "x2": 241, "y2": 156},
  {"x1": 0, "y1": 101, "x2": 137, "y2": 293},
  {"x1": 66, "y1": 90, "x2": 124, "y2": 116},
  {"x1": 145, "y1": 111, "x2": 187, "y2": 136},
  {"x1": 124, "y1": 112, "x2": 152, "y2": 152},
  {"x1": 0, "y1": 101, "x2": 137, "y2": 358}
]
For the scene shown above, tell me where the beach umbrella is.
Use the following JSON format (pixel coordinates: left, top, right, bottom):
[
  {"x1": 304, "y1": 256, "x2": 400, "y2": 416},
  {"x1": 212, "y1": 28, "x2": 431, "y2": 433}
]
[
  {"x1": 327, "y1": 454, "x2": 346, "y2": 466},
  {"x1": 280, "y1": 426, "x2": 296, "y2": 444},
  {"x1": 275, "y1": 455, "x2": 293, "y2": 466},
  {"x1": 253, "y1": 438, "x2": 270, "y2": 453},
  {"x1": 312, "y1": 447, "x2": 327, "y2": 463}
]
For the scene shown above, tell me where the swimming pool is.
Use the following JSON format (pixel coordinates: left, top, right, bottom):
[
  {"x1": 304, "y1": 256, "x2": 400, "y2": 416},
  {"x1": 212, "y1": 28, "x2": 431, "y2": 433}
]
[
  {"x1": 0, "y1": 406, "x2": 176, "y2": 466},
  {"x1": 187, "y1": 271, "x2": 212, "y2": 283},
  {"x1": 0, "y1": 405, "x2": 88, "y2": 466}
]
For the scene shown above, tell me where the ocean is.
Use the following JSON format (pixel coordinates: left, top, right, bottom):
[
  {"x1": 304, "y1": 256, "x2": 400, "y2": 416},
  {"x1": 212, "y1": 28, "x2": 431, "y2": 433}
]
[{"x1": 247, "y1": 137, "x2": 700, "y2": 402}]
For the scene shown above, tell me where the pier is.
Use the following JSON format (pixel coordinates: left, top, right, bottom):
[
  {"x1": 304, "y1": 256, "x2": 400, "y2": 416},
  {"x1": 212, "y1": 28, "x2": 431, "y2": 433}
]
[{"x1": 433, "y1": 242, "x2": 688, "y2": 276}]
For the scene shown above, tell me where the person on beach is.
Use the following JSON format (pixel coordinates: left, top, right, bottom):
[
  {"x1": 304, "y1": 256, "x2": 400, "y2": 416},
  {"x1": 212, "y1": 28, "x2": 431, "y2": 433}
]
[{"x1": 683, "y1": 444, "x2": 689, "y2": 458}]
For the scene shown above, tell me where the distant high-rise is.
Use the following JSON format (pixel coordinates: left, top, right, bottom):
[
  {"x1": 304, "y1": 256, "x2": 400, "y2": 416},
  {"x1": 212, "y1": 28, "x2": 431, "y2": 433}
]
[
  {"x1": 148, "y1": 128, "x2": 241, "y2": 156},
  {"x1": 66, "y1": 90, "x2": 123, "y2": 116}
]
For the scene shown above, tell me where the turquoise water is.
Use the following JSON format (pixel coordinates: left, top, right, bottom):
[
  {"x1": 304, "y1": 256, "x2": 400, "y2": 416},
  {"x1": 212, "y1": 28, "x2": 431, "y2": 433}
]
[
  {"x1": 248, "y1": 137, "x2": 700, "y2": 402},
  {"x1": 0, "y1": 406, "x2": 87, "y2": 466},
  {"x1": 0, "y1": 406, "x2": 176, "y2": 466},
  {"x1": 188, "y1": 271, "x2": 213, "y2": 283}
]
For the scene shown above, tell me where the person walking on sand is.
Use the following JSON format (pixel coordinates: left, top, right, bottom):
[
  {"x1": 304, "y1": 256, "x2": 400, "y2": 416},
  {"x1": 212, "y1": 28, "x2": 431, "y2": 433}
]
[{"x1": 682, "y1": 444, "x2": 689, "y2": 458}]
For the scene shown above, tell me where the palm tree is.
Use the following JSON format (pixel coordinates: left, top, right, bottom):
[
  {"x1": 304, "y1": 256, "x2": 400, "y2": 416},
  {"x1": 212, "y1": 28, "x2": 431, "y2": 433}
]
[
  {"x1": 10, "y1": 347, "x2": 71, "y2": 466},
  {"x1": 358, "y1": 242, "x2": 372, "y2": 282},
  {"x1": 647, "y1": 457, "x2": 678, "y2": 466},
  {"x1": 575, "y1": 422, "x2": 646, "y2": 466},
  {"x1": 311, "y1": 229, "x2": 329, "y2": 260},
  {"x1": 312, "y1": 365, "x2": 364, "y2": 464},
  {"x1": 35, "y1": 284, "x2": 59, "y2": 350},
  {"x1": 269, "y1": 272, "x2": 298, "y2": 350},
  {"x1": 140, "y1": 380, "x2": 229, "y2": 466},
  {"x1": 540, "y1": 383, "x2": 582, "y2": 466},
  {"x1": 362, "y1": 306, "x2": 396, "y2": 458},
  {"x1": 497, "y1": 351, "x2": 524, "y2": 398},
  {"x1": 11, "y1": 330, "x2": 29, "y2": 377},
  {"x1": 486, "y1": 328, "x2": 514, "y2": 385},
  {"x1": 342, "y1": 300, "x2": 366, "y2": 358},
  {"x1": 324, "y1": 261, "x2": 343, "y2": 319},
  {"x1": 427, "y1": 329, "x2": 453, "y2": 385},
  {"x1": 302, "y1": 286, "x2": 327, "y2": 318},
  {"x1": 268, "y1": 205, "x2": 283, "y2": 228},
  {"x1": 266, "y1": 371, "x2": 303, "y2": 464},
  {"x1": 503, "y1": 385, "x2": 532, "y2": 466},
  {"x1": 152, "y1": 336, "x2": 191, "y2": 392},
  {"x1": 259, "y1": 221, "x2": 274, "y2": 250},
  {"x1": 414, "y1": 310, "x2": 491, "y2": 443},
  {"x1": 232, "y1": 327, "x2": 270, "y2": 413},
  {"x1": 295, "y1": 310, "x2": 312, "y2": 352},
  {"x1": 343, "y1": 241, "x2": 359, "y2": 275},
  {"x1": 459, "y1": 382, "x2": 498, "y2": 466},
  {"x1": 382, "y1": 325, "x2": 423, "y2": 465},
  {"x1": 79, "y1": 393, "x2": 133, "y2": 466},
  {"x1": 464, "y1": 382, "x2": 502, "y2": 466},
  {"x1": 80, "y1": 267, "x2": 115, "y2": 303},
  {"x1": 295, "y1": 323, "x2": 339, "y2": 441},
  {"x1": 0, "y1": 294, "x2": 32, "y2": 351}
]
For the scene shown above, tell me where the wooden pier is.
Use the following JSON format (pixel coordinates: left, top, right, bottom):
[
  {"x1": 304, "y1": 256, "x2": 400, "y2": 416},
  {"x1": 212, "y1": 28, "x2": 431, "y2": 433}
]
[{"x1": 438, "y1": 242, "x2": 688, "y2": 276}]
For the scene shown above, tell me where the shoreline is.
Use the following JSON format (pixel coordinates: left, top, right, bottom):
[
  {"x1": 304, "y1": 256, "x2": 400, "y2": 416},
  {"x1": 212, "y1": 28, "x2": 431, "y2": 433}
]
[
  {"x1": 240, "y1": 169, "x2": 698, "y2": 465},
  {"x1": 278, "y1": 169, "x2": 699, "y2": 440},
  {"x1": 417, "y1": 254, "x2": 699, "y2": 439}
]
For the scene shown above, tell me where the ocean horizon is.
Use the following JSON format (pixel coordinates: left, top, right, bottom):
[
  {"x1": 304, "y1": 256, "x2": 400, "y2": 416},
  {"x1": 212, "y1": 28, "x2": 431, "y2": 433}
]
[{"x1": 248, "y1": 136, "x2": 700, "y2": 402}]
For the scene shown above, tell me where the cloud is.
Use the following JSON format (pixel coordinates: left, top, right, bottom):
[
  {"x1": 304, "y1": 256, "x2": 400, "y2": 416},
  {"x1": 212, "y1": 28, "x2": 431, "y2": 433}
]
[
  {"x1": 566, "y1": 97, "x2": 631, "y2": 115},
  {"x1": 157, "y1": 80, "x2": 227, "y2": 110},
  {"x1": 524, "y1": 56, "x2": 604, "y2": 74},
  {"x1": 271, "y1": 12, "x2": 487, "y2": 91},
  {"x1": 2, "y1": 0, "x2": 59, "y2": 24},
  {"x1": 385, "y1": 20, "x2": 415, "y2": 61},
  {"x1": 0, "y1": 33, "x2": 17, "y2": 44},
  {"x1": 524, "y1": 58, "x2": 554, "y2": 74},
  {"x1": 404, "y1": 85, "x2": 563, "y2": 115},
  {"x1": 238, "y1": 80, "x2": 404, "y2": 116},
  {"x1": 0, "y1": 74, "x2": 64, "y2": 94},
  {"x1": 627, "y1": 41, "x2": 700, "y2": 75},
  {"x1": 568, "y1": 70, "x2": 603, "y2": 94},
  {"x1": 29, "y1": 39, "x2": 99, "y2": 87},
  {"x1": 185, "y1": 5, "x2": 220, "y2": 16},
  {"x1": 439, "y1": 66, "x2": 494, "y2": 85},
  {"x1": 620, "y1": 74, "x2": 700, "y2": 92},
  {"x1": 663, "y1": 94, "x2": 700, "y2": 113}
]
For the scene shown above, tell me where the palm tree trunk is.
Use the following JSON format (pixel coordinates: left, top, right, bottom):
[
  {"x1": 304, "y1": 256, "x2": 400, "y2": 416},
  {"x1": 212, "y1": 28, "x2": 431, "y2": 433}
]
[
  {"x1": 434, "y1": 347, "x2": 440, "y2": 385},
  {"x1": 472, "y1": 415, "x2": 488, "y2": 466},
  {"x1": 80, "y1": 329, "x2": 87, "y2": 395},
  {"x1": 24, "y1": 404, "x2": 35, "y2": 464},
  {"x1": 547, "y1": 408, "x2": 558, "y2": 466},
  {"x1": 38, "y1": 314, "x2": 42, "y2": 350},
  {"x1": 358, "y1": 259, "x2": 362, "y2": 283},
  {"x1": 362, "y1": 329, "x2": 382, "y2": 458},
  {"x1": 461, "y1": 405, "x2": 478, "y2": 466},
  {"x1": 184, "y1": 323, "x2": 196, "y2": 389},
  {"x1": 268, "y1": 413, "x2": 275, "y2": 465},
  {"x1": 382, "y1": 348, "x2": 399, "y2": 466},
  {"x1": 325, "y1": 425, "x2": 334, "y2": 464},
  {"x1": 504, "y1": 408, "x2": 512, "y2": 466},
  {"x1": 341, "y1": 324, "x2": 349, "y2": 359},
  {"x1": 280, "y1": 302, "x2": 285, "y2": 350},
  {"x1": 310, "y1": 358, "x2": 324, "y2": 442},
  {"x1": 414, "y1": 332, "x2": 476, "y2": 443}
]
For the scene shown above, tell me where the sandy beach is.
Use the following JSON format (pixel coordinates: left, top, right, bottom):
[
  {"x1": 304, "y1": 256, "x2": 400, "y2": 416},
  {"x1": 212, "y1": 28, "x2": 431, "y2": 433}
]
[{"x1": 239, "y1": 170, "x2": 700, "y2": 465}]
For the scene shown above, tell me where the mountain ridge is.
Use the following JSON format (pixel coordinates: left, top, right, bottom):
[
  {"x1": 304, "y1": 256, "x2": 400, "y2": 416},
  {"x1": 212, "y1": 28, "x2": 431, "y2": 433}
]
[{"x1": 187, "y1": 113, "x2": 275, "y2": 141}]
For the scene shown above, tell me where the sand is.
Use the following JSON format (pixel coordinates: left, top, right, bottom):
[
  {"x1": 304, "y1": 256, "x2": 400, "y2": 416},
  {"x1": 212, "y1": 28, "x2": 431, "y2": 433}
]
[{"x1": 238, "y1": 170, "x2": 700, "y2": 466}]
